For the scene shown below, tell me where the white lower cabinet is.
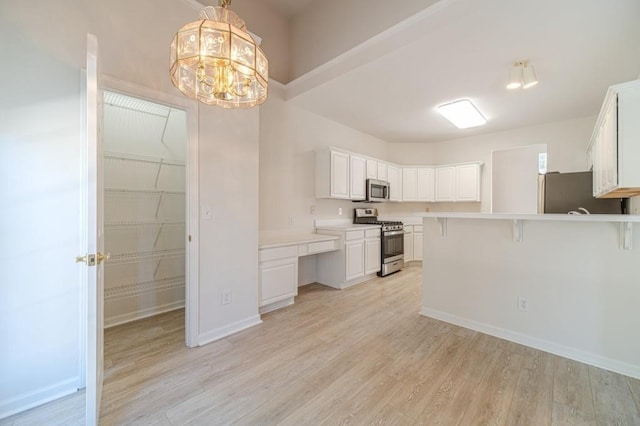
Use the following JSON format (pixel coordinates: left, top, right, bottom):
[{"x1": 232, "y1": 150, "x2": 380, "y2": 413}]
[
  {"x1": 403, "y1": 225, "x2": 414, "y2": 262},
  {"x1": 317, "y1": 227, "x2": 381, "y2": 289},
  {"x1": 403, "y1": 225, "x2": 422, "y2": 262},
  {"x1": 365, "y1": 237, "x2": 381, "y2": 275},
  {"x1": 413, "y1": 226, "x2": 423, "y2": 261},
  {"x1": 345, "y1": 240, "x2": 365, "y2": 281},
  {"x1": 259, "y1": 257, "x2": 298, "y2": 309}
]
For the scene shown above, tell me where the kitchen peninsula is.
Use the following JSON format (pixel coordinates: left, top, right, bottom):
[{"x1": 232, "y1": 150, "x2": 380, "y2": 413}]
[{"x1": 418, "y1": 212, "x2": 640, "y2": 379}]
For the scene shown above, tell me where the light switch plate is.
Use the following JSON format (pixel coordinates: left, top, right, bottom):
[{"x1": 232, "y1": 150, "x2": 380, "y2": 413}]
[{"x1": 202, "y1": 205, "x2": 212, "y2": 220}]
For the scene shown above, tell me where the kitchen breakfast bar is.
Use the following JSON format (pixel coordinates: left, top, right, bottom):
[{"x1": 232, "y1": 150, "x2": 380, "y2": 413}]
[{"x1": 417, "y1": 212, "x2": 640, "y2": 379}]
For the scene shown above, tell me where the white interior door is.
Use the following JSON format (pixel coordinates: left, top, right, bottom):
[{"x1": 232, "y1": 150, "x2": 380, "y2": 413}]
[{"x1": 84, "y1": 32, "x2": 104, "y2": 426}]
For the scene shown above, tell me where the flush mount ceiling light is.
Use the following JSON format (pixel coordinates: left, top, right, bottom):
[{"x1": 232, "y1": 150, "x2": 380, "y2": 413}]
[
  {"x1": 507, "y1": 59, "x2": 538, "y2": 90},
  {"x1": 436, "y1": 99, "x2": 487, "y2": 129},
  {"x1": 170, "y1": 0, "x2": 268, "y2": 108}
]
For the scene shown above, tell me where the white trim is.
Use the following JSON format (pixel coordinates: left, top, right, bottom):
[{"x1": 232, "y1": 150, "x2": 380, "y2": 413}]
[
  {"x1": 186, "y1": 100, "x2": 200, "y2": 349},
  {"x1": 0, "y1": 378, "x2": 79, "y2": 420},
  {"x1": 100, "y1": 76, "x2": 200, "y2": 348},
  {"x1": 420, "y1": 307, "x2": 640, "y2": 380},
  {"x1": 104, "y1": 301, "x2": 185, "y2": 328},
  {"x1": 259, "y1": 297, "x2": 294, "y2": 314},
  {"x1": 198, "y1": 315, "x2": 263, "y2": 346},
  {"x1": 78, "y1": 69, "x2": 88, "y2": 392}
]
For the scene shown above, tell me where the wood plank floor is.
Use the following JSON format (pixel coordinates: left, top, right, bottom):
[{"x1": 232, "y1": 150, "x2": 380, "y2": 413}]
[{"x1": 4, "y1": 263, "x2": 640, "y2": 425}]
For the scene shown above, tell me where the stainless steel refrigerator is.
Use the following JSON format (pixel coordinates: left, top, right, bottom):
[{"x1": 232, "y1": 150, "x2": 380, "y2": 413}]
[{"x1": 538, "y1": 171, "x2": 628, "y2": 214}]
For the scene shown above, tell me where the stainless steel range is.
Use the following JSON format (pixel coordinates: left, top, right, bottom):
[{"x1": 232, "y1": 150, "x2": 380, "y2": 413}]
[{"x1": 353, "y1": 208, "x2": 404, "y2": 277}]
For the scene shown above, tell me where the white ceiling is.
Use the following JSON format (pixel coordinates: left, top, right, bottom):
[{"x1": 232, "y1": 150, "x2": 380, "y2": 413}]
[{"x1": 284, "y1": 0, "x2": 640, "y2": 143}]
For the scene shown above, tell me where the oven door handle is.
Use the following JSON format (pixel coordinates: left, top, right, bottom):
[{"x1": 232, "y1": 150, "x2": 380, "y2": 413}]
[{"x1": 383, "y1": 230, "x2": 405, "y2": 237}]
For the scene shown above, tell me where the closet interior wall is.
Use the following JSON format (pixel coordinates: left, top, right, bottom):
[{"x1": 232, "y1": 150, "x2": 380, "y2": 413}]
[{"x1": 103, "y1": 91, "x2": 187, "y2": 327}]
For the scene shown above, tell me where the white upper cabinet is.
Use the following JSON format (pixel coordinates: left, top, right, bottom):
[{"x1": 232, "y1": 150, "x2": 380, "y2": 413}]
[
  {"x1": 402, "y1": 167, "x2": 434, "y2": 202},
  {"x1": 350, "y1": 155, "x2": 367, "y2": 200},
  {"x1": 316, "y1": 148, "x2": 350, "y2": 199},
  {"x1": 366, "y1": 158, "x2": 378, "y2": 180},
  {"x1": 435, "y1": 166, "x2": 456, "y2": 201},
  {"x1": 316, "y1": 146, "x2": 481, "y2": 202},
  {"x1": 590, "y1": 80, "x2": 640, "y2": 198},
  {"x1": 387, "y1": 164, "x2": 403, "y2": 202},
  {"x1": 455, "y1": 163, "x2": 481, "y2": 202},
  {"x1": 435, "y1": 163, "x2": 481, "y2": 202},
  {"x1": 377, "y1": 162, "x2": 388, "y2": 181},
  {"x1": 417, "y1": 167, "x2": 435, "y2": 202},
  {"x1": 402, "y1": 168, "x2": 418, "y2": 201}
]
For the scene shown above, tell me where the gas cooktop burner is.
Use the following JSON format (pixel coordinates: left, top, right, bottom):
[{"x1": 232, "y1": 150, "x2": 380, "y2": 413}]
[{"x1": 356, "y1": 219, "x2": 403, "y2": 226}]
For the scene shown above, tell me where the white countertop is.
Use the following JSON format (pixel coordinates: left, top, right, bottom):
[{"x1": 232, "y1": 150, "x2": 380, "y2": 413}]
[
  {"x1": 416, "y1": 212, "x2": 640, "y2": 223},
  {"x1": 315, "y1": 224, "x2": 381, "y2": 231},
  {"x1": 259, "y1": 231, "x2": 339, "y2": 249},
  {"x1": 314, "y1": 218, "x2": 381, "y2": 231}
]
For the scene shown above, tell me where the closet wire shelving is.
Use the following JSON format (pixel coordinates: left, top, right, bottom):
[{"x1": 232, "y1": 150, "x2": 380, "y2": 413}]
[{"x1": 103, "y1": 150, "x2": 186, "y2": 304}]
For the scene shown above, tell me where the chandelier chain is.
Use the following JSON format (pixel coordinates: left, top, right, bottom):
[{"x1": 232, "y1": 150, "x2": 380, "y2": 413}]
[{"x1": 220, "y1": 0, "x2": 231, "y2": 8}]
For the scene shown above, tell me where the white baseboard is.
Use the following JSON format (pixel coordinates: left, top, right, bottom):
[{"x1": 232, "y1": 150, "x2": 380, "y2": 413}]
[
  {"x1": 420, "y1": 307, "x2": 640, "y2": 380},
  {"x1": 259, "y1": 297, "x2": 294, "y2": 314},
  {"x1": 0, "y1": 377, "x2": 79, "y2": 420},
  {"x1": 198, "y1": 315, "x2": 263, "y2": 346},
  {"x1": 104, "y1": 301, "x2": 185, "y2": 328}
]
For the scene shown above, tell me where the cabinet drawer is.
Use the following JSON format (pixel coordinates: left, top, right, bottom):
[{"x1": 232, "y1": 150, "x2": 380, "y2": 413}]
[
  {"x1": 413, "y1": 225, "x2": 423, "y2": 233},
  {"x1": 345, "y1": 230, "x2": 365, "y2": 241},
  {"x1": 307, "y1": 239, "x2": 337, "y2": 254},
  {"x1": 365, "y1": 228, "x2": 380, "y2": 238},
  {"x1": 403, "y1": 225, "x2": 413, "y2": 233},
  {"x1": 259, "y1": 245, "x2": 298, "y2": 262}
]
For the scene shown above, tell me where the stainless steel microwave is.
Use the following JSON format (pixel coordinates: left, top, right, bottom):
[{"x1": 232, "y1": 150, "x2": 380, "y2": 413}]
[{"x1": 366, "y1": 179, "x2": 390, "y2": 202}]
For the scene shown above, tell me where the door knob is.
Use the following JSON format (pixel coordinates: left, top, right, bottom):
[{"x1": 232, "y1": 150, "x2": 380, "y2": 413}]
[
  {"x1": 75, "y1": 253, "x2": 109, "y2": 266},
  {"x1": 97, "y1": 252, "x2": 110, "y2": 264}
]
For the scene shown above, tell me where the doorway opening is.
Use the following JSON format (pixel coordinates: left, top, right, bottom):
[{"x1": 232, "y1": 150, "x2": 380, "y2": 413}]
[{"x1": 102, "y1": 90, "x2": 188, "y2": 331}]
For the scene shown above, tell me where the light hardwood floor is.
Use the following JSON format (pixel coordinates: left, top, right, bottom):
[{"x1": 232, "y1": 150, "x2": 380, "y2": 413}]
[{"x1": 4, "y1": 263, "x2": 640, "y2": 425}]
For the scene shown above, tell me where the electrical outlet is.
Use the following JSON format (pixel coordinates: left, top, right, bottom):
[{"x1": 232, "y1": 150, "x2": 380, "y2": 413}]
[
  {"x1": 288, "y1": 216, "x2": 294, "y2": 225},
  {"x1": 310, "y1": 205, "x2": 316, "y2": 214},
  {"x1": 338, "y1": 207, "x2": 343, "y2": 215},
  {"x1": 518, "y1": 296, "x2": 529, "y2": 311},
  {"x1": 222, "y1": 290, "x2": 231, "y2": 305}
]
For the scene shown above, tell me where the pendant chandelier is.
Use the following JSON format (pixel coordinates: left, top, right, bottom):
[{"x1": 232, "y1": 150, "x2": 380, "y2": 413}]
[{"x1": 170, "y1": 0, "x2": 268, "y2": 108}]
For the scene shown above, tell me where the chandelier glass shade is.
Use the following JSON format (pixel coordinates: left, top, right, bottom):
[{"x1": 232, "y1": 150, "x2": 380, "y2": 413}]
[{"x1": 170, "y1": 2, "x2": 268, "y2": 108}]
